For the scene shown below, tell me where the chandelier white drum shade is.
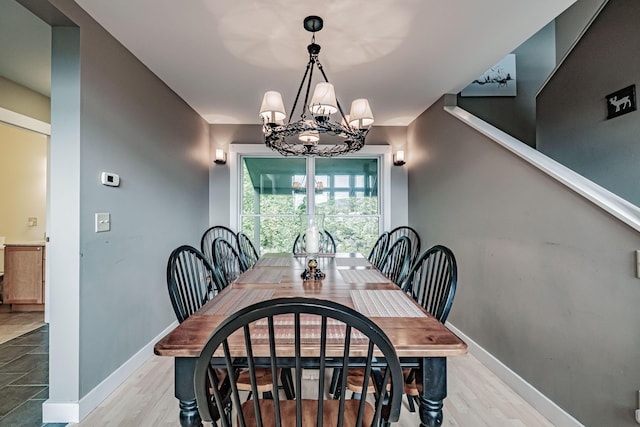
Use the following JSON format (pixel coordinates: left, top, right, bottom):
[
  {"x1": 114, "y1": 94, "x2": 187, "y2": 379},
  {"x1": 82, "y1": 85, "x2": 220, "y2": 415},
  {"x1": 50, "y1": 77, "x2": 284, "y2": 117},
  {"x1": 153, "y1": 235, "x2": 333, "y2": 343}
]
[{"x1": 259, "y1": 16, "x2": 373, "y2": 157}]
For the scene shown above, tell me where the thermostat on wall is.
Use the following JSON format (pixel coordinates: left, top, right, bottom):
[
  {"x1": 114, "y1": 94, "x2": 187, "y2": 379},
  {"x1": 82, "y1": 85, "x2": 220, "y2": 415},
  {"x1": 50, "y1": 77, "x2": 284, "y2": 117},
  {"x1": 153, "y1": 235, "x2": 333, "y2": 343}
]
[{"x1": 101, "y1": 172, "x2": 120, "y2": 187}]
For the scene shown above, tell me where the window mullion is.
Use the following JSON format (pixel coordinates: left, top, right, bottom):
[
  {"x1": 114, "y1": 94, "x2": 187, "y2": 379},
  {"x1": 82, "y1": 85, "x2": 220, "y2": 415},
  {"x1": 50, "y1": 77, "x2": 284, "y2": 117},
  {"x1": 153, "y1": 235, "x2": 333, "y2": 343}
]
[{"x1": 307, "y1": 157, "x2": 315, "y2": 215}]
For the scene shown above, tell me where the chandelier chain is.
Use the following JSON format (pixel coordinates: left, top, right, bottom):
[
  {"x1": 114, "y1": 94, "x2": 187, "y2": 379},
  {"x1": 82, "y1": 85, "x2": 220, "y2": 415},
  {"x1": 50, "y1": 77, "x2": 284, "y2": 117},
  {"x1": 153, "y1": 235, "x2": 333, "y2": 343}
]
[
  {"x1": 301, "y1": 57, "x2": 315, "y2": 120},
  {"x1": 314, "y1": 58, "x2": 349, "y2": 123},
  {"x1": 289, "y1": 61, "x2": 312, "y2": 124}
]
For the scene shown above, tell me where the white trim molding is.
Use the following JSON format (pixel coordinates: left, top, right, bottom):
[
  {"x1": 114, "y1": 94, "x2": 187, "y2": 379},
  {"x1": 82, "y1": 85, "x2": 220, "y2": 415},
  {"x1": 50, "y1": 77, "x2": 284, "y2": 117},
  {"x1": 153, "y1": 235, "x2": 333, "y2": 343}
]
[
  {"x1": 445, "y1": 106, "x2": 640, "y2": 234},
  {"x1": 42, "y1": 321, "x2": 179, "y2": 423},
  {"x1": 0, "y1": 107, "x2": 51, "y2": 135},
  {"x1": 446, "y1": 323, "x2": 584, "y2": 427}
]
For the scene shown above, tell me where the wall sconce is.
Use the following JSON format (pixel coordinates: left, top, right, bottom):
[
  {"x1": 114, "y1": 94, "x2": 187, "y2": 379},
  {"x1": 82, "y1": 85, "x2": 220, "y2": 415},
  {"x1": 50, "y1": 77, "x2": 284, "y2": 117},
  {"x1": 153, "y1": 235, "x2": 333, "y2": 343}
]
[
  {"x1": 393, "y1": 150, "x2": 406, "y2": 166},
  {"x1": 214, "y1": 148, "x2": 227, "y2": 165}
]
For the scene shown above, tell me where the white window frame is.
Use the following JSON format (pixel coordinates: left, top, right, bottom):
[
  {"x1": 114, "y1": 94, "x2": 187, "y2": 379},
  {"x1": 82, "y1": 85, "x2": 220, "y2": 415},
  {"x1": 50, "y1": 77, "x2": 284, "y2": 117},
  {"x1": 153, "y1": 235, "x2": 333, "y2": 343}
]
[{"x1": 228, "y1": 144, "x2": 392, "y2": 233}]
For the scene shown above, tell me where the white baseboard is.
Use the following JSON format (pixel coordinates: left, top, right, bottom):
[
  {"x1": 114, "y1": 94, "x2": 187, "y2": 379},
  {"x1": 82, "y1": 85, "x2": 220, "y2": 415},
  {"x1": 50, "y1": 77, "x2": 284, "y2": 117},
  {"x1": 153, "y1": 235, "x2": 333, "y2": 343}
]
[
  {"x1": 41, "y1": 402, "x2": 79, "y2": 423},
  {"x1": 42, "y1": 321, "x2": 179, "y2": 423},
  {"x1": 446, "y1": 322, "x2": 584, "y2": 427}
]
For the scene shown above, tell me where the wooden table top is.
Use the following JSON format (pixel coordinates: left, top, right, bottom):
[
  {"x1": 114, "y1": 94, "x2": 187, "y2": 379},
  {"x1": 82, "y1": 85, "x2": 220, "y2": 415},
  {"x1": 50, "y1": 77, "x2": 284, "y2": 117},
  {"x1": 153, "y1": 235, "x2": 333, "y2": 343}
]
[{"x1": 154, "y1": 253, "x2": 467, "y2": 359}]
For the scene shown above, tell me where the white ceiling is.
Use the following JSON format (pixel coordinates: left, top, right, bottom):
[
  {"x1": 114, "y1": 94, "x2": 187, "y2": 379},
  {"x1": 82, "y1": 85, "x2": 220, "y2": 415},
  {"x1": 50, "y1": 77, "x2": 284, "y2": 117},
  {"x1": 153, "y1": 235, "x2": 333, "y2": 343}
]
[{"x1": 2, "y1": 0, "x2": 577, "y2": 126}]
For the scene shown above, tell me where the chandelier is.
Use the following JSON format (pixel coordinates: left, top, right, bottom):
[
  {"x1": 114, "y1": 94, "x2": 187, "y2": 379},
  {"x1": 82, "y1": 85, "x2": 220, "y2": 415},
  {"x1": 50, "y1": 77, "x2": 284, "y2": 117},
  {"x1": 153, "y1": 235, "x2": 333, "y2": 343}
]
[{"x1": 259, "y1": 16, "x2": 374, "y2": 157}]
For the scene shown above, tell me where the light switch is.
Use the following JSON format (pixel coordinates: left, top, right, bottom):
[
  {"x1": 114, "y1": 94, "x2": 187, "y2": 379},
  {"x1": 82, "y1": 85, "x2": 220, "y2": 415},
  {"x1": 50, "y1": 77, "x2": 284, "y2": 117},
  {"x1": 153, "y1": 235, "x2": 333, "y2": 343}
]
[{"x1": 95, "y1": 213, "x2": 110, "y2": 233}]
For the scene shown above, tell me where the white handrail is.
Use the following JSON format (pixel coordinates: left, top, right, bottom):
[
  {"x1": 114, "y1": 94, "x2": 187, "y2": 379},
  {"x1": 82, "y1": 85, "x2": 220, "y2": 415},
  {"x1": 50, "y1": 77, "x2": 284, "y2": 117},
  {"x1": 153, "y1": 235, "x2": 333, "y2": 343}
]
[{"x1": 444, "y1": 105, "x2": 640, "y2": 234}]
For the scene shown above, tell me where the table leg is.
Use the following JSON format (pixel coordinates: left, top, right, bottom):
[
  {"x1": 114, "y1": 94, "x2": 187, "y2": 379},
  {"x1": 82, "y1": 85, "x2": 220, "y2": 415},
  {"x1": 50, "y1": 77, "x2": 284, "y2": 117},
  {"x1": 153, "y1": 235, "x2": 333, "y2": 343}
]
[
  {"x1": 418, "y1": 357, "x2": 447, "y2": 427},
  {"x1": 175, "y1": 357, "x2": 202, "y2": 427}
]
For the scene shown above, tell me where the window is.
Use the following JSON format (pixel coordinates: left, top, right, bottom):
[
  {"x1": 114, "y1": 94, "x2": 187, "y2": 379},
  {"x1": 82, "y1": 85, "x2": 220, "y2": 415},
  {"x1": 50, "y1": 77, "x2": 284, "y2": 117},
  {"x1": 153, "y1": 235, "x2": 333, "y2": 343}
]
[
  {"x1": 231, "y1": 145, "x2": 391, "y2": 255},
  {"x1": 314, "y1": 158, "x2": 380, "y2": 254},
  {"x1": 240, "y1": 157, "x2": 306, "y2": 254}
]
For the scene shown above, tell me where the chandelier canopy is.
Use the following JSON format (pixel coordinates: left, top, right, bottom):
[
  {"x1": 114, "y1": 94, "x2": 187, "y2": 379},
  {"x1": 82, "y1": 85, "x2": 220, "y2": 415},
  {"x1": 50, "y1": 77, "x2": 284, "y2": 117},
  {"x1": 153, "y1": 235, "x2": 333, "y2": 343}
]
[{"x1": 259, "y1": 16, "x2": 374, "y2": 157}]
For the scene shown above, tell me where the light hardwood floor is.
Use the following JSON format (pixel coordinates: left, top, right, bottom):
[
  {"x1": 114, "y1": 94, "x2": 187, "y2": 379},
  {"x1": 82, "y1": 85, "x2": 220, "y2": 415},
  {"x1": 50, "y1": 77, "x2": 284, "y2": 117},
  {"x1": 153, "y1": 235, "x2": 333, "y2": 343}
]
[
  {"x1": 68, "y1": 353, "x2": 554, "y2": 426},
  {"x1": 0, "y1": 304, "x2": 45, "y2": 344}
]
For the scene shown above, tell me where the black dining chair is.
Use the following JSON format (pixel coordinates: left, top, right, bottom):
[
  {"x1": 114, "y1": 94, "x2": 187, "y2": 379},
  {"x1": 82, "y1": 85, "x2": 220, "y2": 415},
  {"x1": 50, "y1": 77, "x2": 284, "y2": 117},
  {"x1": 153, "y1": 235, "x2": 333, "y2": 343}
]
[
  {"x1": 388, "y1": 226, "x2": 421, "y2": 266},
  {"x1": 367, "y1": 232, "x2": 390, "y2": 270},
  {"x1": 401, "y1": 244, "x2": 458, "y2": 411},
  {"x1": 165, "y1": 245, "x2": 226, "y2": 323},
  {"x1": 201, "y1": 225, "x2": 239, "y2": 266},
  {"x1": 194, "y1": 297, "x2": 403, "y2": 427},
  {"x1": 211, "y1": 237, "x2": 243, "y2": 286},
  {"x1": 236, "y1": 232, "x2": 259, "y2": 272},
  {"x1": 292, "y1": 230, "x2": 337, "y2": 255},
  {"x1": 379, "y1": 235, "x2": 412, "y2": 287},
  {"x1": 403, "y1": 244, "x2": 458, "y2": 322},
  {"x1": 166, "y1": 245, "x2": 231, "y2": 422}
]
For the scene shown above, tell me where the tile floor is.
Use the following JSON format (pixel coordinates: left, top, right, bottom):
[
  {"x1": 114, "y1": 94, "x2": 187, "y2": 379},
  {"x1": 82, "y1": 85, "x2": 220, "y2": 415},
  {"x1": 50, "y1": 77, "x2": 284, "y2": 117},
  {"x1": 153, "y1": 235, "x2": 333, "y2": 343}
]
[{"x1": 0, "y1": 325, "x2": 65, "y2": 427}]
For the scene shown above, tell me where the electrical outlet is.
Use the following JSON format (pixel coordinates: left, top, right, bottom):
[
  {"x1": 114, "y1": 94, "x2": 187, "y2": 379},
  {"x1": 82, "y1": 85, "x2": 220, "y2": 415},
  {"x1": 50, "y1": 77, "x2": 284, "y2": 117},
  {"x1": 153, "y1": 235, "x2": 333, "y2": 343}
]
[{"x1": 27, "y1": 216, "x2": 38, "y2": 227}]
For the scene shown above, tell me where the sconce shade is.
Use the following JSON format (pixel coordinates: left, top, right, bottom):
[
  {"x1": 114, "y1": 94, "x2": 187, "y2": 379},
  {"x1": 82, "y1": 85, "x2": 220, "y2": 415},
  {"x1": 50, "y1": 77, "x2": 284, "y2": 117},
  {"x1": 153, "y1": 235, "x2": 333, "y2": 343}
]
[
  {"x1": 260, "y1": 91, "x2": 286, "y2": 124},
  {"x1": 349, "y1": 98, "x2": 374, "y2": 128},
  {"x1": 309, "y1": 82, "x2": 338, "y2": 116},
  {"x1": 393, "y1": 150, "x2": 406, "y2": 166},
  {"x1": 214, "y1": 148, "x2": 227, "y2": 165}
]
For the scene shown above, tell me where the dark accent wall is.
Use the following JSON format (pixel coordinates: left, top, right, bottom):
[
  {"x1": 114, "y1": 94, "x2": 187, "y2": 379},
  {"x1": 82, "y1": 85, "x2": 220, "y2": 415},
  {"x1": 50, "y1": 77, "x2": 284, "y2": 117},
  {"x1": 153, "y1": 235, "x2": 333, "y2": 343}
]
[
  {"x1": 555, "y1": 0, "x2": 608, "y2": 63},
  {"x1": 408, "y1": 96, "x2": 640, "y2": 426},
  {"x1": 46, "y1": 0, "x2": 210, "y2": 398},
  {"x1": 537, "y1": 0, "x2": 640, "y2": 208},
  {"x1": 457, "y1": 22, "x2": 556, "y2": 147}
]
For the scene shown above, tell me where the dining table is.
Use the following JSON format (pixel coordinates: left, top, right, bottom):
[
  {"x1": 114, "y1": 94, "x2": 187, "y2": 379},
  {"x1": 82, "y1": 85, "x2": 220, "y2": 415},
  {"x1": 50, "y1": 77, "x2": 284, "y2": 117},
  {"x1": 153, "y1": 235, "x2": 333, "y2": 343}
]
[{"x1": 154, "y1": 252, "x2": 467, "y2": 427}]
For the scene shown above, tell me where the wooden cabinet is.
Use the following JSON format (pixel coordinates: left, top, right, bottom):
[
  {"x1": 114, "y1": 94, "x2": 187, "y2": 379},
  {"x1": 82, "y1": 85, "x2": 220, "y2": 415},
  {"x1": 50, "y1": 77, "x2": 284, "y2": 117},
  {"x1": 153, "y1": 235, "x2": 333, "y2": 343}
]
[{"x1": 3, "y1": 244, "x2": 45, "y2": 311}]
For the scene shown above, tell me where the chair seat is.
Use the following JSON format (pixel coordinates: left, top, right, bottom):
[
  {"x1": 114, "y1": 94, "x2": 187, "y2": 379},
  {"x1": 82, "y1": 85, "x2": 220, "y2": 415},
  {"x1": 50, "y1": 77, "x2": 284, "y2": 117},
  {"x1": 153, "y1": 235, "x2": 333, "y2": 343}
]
[
  {"x1": 241, "y1": 399, "x2": 375, "y2": 426},
  {"x1": 346, "y1": 368, "x2": 376, "y2": 394},
  {"x1": 403, "y1": 368, "x2": 421, "y2": 396},
  {"x1": 236, "y1": 368, "x2": 281, "y2": 393}
]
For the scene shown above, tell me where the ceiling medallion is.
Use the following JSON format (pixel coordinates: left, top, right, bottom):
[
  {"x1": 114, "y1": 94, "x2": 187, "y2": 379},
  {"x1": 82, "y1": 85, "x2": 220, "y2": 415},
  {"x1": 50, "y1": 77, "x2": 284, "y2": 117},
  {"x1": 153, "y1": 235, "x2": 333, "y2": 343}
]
[{"x1": 259, "y1": 16, "x2": 374, "y2": 157}]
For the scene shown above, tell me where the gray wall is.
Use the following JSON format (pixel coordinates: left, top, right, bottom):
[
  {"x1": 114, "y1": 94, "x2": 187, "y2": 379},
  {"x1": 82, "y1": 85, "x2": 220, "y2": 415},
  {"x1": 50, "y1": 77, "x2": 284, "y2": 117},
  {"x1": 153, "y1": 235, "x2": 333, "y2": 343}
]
[
  {"x1": 408, "y1": 96, "x2": 640, "y2": 426},
  {"x1": 538, "y1": 0, "x2": 640, "y2": 208},
  {"x1": 555, "y1": 0, "x2": 608, "y2": 63},
  {"x1": 209, "y1": 124, "x2": 408, "y2": 229},
  {"x1": 457, "y1": 22, "x2": 556, "y2": 147},
  {"x1": 46, "y1": 0, "x2": 210, "y2": 401}
]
